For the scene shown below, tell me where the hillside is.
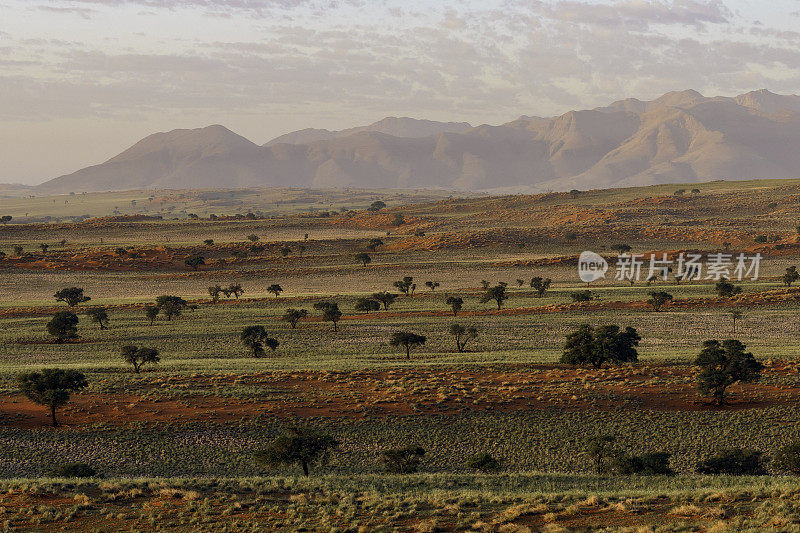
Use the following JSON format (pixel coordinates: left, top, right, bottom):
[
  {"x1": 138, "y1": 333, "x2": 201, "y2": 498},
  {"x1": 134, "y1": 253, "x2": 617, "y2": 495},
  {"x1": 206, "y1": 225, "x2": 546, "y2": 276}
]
[{"x1": 36, "y1": 89, "x2": 800, "y2": 193}]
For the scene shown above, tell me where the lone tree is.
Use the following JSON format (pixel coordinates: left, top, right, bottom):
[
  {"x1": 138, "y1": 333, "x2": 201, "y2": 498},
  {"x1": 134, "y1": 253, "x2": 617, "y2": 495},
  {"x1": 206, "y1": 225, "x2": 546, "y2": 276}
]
[
  {"x1": 86, "y1": 307, "x2": 109, "y2": 330},
  {"x1": 47, "y1": 311, "x2": 79, "y2": 343},
  {"x1": 121, "y1": 345, "x2": 160, "y2": 373},
  {"x1": 228, "y1": 283, "x2": 244, "y2": 299},
  {"x1": 695, "y1": 339, "x2": 762, "y2": 405},
  {"x1": 282, "y1": 308, "x2": 308, "y2": 329},
  {"x1": 145, "y1": 305, "x2": 159, "y2": 325},
  {"x1": 156, "y1": 295, "x2": 188, "y2": 321},
  {"x1": 383, "y1": 446, "x2": 425, "y2": 473},
  {"x1": 18, "y1": 369, "x2": 87, "y2": 427},
  {"x1": 446, "y1": 296, "x2": 463, "y2": 316},
  {"x1": 368, "y1": 200, "x2": 386, "y2": 212},
  {"x1": 254, "y1": 427, "x2": 339, "y2": 476},
  {"x1": 280, "y1": 246, "x2": 292, "y2": 257},
  {"x1": 585, "y1": 435, "x2": 617, "y2": 474},
  {"x1": 783, "y1": 266, "x2": 800, "y2": 287},
  {"x1": 40, "y1": 243, "x2": 49, "y2": 253},
  {"x1": 203, "y1": 239, "x2": 214, "y2": 245},
  {"x1": 354, "y1": 298, "x2": 380, "y2": 314},
  {"x1": 247, "y1": 234, "x2": 259, "y2": 242},
  {"x1": 372, "y1": 292, "x2": 398, "y2": 310},
  {"x1": 715, "y1": 277, "x2": 742, "y2": 298},
  {"x1": 267, "y1": 284, "x2": 283, "y2": 298},
  {"x1": 480, "y1": 284, "x2": 508, "y2": 309},
  {"x1": 208, "y1": 285, "x2": 223, "y2": 303},
  {"x1": 449, "y1": 324, "x2": 478, "y2": 353},
  {"x1": 389, "y1": 331, "x2": 427, "y2": 359},
  {"x1": 241, "y1": 326, "x2": 278, "y2": 357},
  {"x1": 54, "y1": 287, "x2": 91, "y2": 307},
  {"x1": 647, "y1": 291, "x2": 673, "y2": 312},
  {"x1": 729, "y1": 309, "x2": 743, "y2": 334},
  {"x1": 393, "y1": 276, "x2": 414, "y2": 295},
  {"x1": 366, "y1": 238, "x2": 383, "y2": 251},
  {"x1": 561, "y1": 324, "x2": 641, "y2": 368},
  {"x1": 314, "y1": 302, "x2": 342, "y2": 331},
  {"x1": 0, "y1": 215, "x2": 11, "y2": 224},
  {"x1": 355, "y1": 253, "x2": 371, "y2": 267},
  {"x1": 531, "y1": 277, "x2": 551, "y2": 297},
  {"x1": 425, "y1": 281, "x2": 440, "y2": 291}
]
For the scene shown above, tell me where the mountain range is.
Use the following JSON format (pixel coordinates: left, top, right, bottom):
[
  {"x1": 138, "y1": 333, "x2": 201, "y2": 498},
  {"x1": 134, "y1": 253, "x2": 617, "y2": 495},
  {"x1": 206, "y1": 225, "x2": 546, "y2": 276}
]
[{"x1": 36, "y1": 89, "x2": 800, "y2": 193}]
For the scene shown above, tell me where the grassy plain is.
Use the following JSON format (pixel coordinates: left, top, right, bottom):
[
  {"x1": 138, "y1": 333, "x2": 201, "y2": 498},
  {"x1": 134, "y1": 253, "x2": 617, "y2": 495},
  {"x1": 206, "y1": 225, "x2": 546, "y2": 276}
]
[{"x1": 2, "y1": 180, "x2": 800, "y2": 530}]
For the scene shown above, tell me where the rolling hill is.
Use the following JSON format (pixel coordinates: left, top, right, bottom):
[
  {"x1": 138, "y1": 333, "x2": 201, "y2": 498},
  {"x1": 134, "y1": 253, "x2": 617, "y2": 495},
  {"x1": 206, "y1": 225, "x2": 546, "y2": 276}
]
[{"x1": 37, "y1": 89, "x2": 800, "y2": 193}]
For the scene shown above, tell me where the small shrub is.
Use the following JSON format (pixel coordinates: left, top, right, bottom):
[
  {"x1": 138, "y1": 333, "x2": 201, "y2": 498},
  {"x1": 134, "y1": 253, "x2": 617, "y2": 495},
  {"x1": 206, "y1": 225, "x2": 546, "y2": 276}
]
[
  {"x1": 773, "y1": 441, "x2": 800, "y2": 474},
  {"x1": 466, "y1": 452, "x2": 501, "y2": 473}
]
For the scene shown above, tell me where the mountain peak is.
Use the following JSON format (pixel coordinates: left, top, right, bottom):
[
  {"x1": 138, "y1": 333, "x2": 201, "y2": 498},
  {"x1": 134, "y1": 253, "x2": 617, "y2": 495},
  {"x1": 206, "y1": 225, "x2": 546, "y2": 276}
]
[{"x1": 108, "y1": 125, "x2": 257, "y2": 164}]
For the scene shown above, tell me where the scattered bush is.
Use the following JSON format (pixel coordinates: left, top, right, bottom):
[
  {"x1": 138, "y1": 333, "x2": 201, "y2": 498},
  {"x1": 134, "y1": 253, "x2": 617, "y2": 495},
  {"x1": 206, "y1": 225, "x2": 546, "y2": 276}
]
[
  {"x1": 695, "y1": 448, "x2": 766, "y2": 475},
  {"x1": 51, "y1": 463, "x2": 97, "y2": 478},
  {"x1": 466, "y1": 452, "x2": 501, "y2": 473},
  {"x1": 383, "y1": 446, "x2": 425, "y2": 473}
]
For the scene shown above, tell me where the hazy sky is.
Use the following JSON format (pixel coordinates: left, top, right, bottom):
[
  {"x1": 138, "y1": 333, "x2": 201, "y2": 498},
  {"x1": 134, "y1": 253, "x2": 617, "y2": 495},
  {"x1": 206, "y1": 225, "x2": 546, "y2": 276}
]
[{"x1": 2, "y1": 0, "x2": 800, "y2": 184}]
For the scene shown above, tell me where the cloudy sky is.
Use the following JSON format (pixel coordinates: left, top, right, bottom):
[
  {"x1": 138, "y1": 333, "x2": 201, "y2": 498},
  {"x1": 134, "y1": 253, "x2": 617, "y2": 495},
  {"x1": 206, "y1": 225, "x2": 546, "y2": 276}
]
[{"x1": 2, "y1": 0, "x2": 800, "y2": 184}]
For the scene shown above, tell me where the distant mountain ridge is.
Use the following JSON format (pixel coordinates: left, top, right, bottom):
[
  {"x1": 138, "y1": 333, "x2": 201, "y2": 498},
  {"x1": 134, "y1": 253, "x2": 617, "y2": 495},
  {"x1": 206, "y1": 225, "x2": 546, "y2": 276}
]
[
  {"x1": 264, "y1": 117, "x2": 473, "y2": 146},
  {"x1": 37, "y1": 89, "x2": 800, "y2": 193}
]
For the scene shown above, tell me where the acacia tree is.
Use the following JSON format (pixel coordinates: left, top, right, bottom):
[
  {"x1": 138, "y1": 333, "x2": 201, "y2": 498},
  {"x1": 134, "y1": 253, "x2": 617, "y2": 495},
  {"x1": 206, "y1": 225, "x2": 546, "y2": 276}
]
[
  {"x1": 729, "y1": 309, "x2": 743, "y2": 333},
  {"x1": 282, "y1": 308, "x2": 308, "y2": 329},
  {"x1": 228, "y1": 283, "x2": 244, "y2": 299},
  {"x1": 531, "y1": 277, "x2": 552, "y2": 297},
  {"x1": 314, "y1": 302, "x2": 342, "y2": 331},
  {"x1": 715, "y1": 277, "x2": 742, "y2": 298},
  {"x1": 254, "y1": 427, "x2": 339, "y2": 476},
  {"x1": 47, "y1": 311, "x2": 79, "y2": 343},
  {"x1": 383, "y1": 446, "x2": 425, "y2": 473},
  {"x1": 18, "y1": 369, "x2": 87, "y2": 427},
  {"x1": 783, "y1": 266, "x2": 800, "y2": 287},
  {"x1": 446, "y1": 296, "x2": 463, "y2": 316},
  {"x1": 480, "y1": 284, "x2": 507, "y2": 309},
  {"x1": 585, "y1": 435, "x2": 618, "y2": 474},
  {"x1": 647, "y1": 291, "x2": 673, "y2": 311},
  {"x1": 156, "y1": 295, "x2": 188, "y2": 321},
  {"x1": 208, "y1": 285, "x2": 223, "y2": 303},
  {"x1": 695, "y1": 339, "x2": 762, "y2": 405},
  {"x1": 561, "y1": 324, "x2": 640, "y2": 368},
  {"x1": 185, "y1": 255, "x2": 205, "y2": 271},
  {"x1": 241, "y1": 326, "x2": 278, "y2": 357},
  {"x1": 145, "y1": 305, "x2": 159, "y2": 325},
  {"x1": 449, "y1": 324, "x2": 478, "y2": 353},
  {"x1": 267, "y1": 284, "x2": 283, "y2": 298},
  {"x1": 86, "y1": 307, "x2": 109, "y2": 330},
  {"x1": 354, "y1": 298, "x2": 380, "y2": 313},
  {"x1": 121, "y1": 345, "x2": 160, "y2": 373},
  {"x1": 372, "y1": 292, "x2": 397, "y2": 310},
  {"x1": 389, "y1": 331, "x2": 427, "y2": 359},
  {"x1": 425, "y1": 281, "x2": 440, "y2": 291},
  {"x1": 393, "y1": 276, "x2": 414, "y2": 295},
  {"x1": 54, "y1": 287, "x2": 91, "y2": 307},
  {"x1": 355, "y1": 253, "x2": 371, "y2": 267},
  {"x1": 366, "y1": 238, "x2": 383, "y2": 251}
]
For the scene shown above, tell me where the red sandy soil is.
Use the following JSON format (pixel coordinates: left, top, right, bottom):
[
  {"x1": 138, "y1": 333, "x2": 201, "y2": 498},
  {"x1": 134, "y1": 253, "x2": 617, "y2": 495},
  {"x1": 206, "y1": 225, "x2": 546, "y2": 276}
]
[{"x1": 3, "y1": 362, "x2": 798, "y2": 430}]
